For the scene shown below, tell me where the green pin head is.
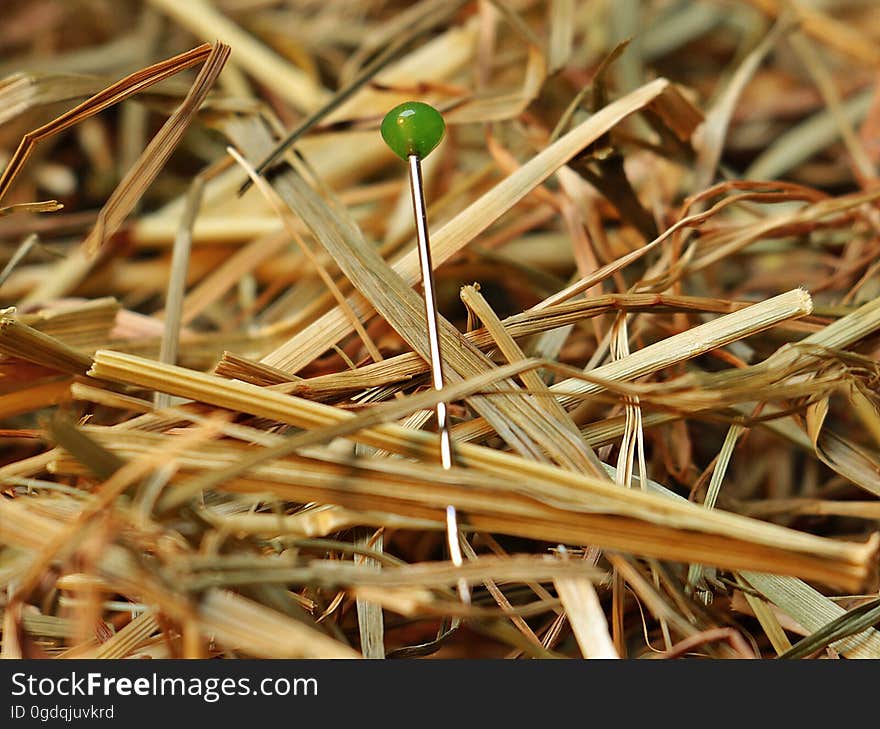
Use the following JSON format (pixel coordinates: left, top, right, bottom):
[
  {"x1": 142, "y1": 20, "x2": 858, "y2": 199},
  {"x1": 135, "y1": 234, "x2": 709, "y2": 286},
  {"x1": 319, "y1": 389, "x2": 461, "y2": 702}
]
[{"x1": 380, "y1": 101, "x2": 445, "y2": 161}]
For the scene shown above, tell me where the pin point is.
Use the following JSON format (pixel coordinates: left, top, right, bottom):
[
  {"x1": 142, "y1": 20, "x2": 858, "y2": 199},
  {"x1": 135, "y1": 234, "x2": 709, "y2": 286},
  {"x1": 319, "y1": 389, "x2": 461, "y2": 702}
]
[{"x1": 381, "y1": 102, "x2": 469, "y2": 604}]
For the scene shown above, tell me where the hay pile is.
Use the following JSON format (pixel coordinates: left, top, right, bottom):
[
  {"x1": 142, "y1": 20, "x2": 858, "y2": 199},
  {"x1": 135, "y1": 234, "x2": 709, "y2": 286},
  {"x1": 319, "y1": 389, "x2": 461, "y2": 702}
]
[{"x1": 1, "y1": 0, "x2": 880, "y2": 659}]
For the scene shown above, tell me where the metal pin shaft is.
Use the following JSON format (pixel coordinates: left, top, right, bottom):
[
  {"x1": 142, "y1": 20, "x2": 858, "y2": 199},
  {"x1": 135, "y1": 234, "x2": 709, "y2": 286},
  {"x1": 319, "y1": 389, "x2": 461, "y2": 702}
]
[{"x1": 407, "y1": 154, "x2": 469, "y2": 604}]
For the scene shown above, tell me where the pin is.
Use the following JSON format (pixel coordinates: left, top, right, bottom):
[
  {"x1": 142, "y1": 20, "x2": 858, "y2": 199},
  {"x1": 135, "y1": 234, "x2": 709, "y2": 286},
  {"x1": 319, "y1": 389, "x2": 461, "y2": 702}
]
[{"x1": 381, "y1": 101, "x2": 469, "y2": 604}]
